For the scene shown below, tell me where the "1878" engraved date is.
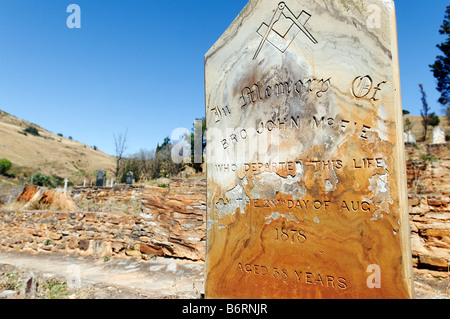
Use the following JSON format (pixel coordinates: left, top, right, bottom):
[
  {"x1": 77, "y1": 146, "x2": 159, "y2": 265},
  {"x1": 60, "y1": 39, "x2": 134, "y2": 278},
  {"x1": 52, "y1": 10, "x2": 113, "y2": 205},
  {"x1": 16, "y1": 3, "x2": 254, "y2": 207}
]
[{"x1": 274, "y1": 227, "x2": 307, "y2": 243}]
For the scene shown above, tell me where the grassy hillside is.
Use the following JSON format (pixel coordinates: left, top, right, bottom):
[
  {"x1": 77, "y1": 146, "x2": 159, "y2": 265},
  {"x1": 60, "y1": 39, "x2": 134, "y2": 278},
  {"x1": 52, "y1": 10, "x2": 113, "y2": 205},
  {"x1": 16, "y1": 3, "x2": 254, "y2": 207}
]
[{"x1": 0, "y1": 110, "x2": 115, "y2": 185}]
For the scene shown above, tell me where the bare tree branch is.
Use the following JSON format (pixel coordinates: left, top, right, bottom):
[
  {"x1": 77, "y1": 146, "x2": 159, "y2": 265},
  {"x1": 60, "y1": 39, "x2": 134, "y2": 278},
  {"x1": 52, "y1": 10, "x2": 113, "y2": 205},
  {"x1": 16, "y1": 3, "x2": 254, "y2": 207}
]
[{"x1": 114, "y1": 129, "x2": 128, "y2": 179}]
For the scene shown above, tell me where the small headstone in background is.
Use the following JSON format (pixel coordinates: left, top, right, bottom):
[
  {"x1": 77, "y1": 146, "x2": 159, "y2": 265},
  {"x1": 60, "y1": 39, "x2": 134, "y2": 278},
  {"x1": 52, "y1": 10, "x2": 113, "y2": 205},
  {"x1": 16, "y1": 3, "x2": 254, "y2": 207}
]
[
  {"x1": 96, "y1": 170, "x2": 106, "y2": 187},
  {"x1": 432, "y1": 126, "x2": 446, "y2": 144},
  {"x1": 404, "y1": 130, "x2": 416, "y2": 144},
  {"x1": 126, "y1": 172, "x2": 133, "y2": 185},
  {"x1": 64, "y1": 178, "x2": 69, "y2": 192}
]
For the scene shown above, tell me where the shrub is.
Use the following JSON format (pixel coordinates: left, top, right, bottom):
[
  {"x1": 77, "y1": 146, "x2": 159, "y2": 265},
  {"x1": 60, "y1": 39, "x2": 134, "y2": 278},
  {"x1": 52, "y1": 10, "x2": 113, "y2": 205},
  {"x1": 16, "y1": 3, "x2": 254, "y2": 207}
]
[
  {"x1": 29, "y1": 173, "x2": 67, "y2": 188},
  {"x1": 30, "y1": 173, "x2": 52, "y2": 187},
  {"x1": 404, "y1": 118, "x2": 413, "y2": 132},
  {"x1": 23, "y1": 126, "x2": 40, "y2": 136},
  {"x1": 420, "y1": 154, "x2": 437, "y2": 163},
  {"x1": 427, "y1": 113, "x2": 440, "y2": 127},
  {"x1": 0, "y1": 158, "x2": 12, "y2": 175}
]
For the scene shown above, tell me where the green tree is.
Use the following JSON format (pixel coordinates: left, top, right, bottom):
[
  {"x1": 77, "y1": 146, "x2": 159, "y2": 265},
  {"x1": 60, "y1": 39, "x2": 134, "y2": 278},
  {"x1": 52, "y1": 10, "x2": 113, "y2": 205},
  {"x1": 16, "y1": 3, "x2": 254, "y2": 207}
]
[
  {"x1": 428, "y1": 112, "x2": 441, "y2": 127},
  {"x1": 30, "y1": 173, "x2": 53, "y2": 187},
  {"x1": 121, "y1": 159, "x2": 140, "y2": 183},
  {"x1": 29, "y1": 173, "x2": 65, "y2": 188},
  {"x1": 404, "y1": 118, "x2": 413, "y2": 132},
  {"x1": 155, "y1": 136, "x2": 183, "y2": 178},
  {"x1": 156, "y1": 136, "x2": 171, "y2": 153},
  {"x1": 23, "y1": 126, "x2": 40, "y2": 136},
  {"x1": 430, "y1": 5, "x2": 450, "y2": 116},
  {"x1": 0, "y1": 158, "x2": 12, "y2": 175}
]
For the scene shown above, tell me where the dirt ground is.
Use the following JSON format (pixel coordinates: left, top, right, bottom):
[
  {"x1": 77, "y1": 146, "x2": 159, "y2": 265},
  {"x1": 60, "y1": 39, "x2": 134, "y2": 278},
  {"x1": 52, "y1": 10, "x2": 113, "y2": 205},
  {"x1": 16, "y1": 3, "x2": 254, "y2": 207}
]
[
  {"x1": 0, "y1": 251, "x2": 204, "y2": 299},
  {"x1": 0, "y1": 251, "x2": 447, "y2": 299}
]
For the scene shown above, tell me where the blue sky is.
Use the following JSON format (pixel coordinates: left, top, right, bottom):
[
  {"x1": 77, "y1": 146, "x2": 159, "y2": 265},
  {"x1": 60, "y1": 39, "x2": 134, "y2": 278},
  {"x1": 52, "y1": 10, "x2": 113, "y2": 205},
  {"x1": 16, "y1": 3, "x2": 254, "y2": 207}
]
[{"x1": 0, "y1": 0, "x2": 447, "y2": 156}]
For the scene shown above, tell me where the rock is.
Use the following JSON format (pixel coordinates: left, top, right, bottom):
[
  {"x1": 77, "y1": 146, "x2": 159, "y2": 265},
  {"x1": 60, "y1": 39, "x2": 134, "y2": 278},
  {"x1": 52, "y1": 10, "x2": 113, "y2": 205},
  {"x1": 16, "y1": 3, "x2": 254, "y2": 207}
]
[
  {"x1": 408, "y1": 196, "x2": 420, "y2": 207},
  {"x1": 418, "y1": 255, "x2": 449, "y2": 271},
  {"x1": 125, "y1": 249, "x2": 141, "y2": 257},
  {"x1": 92, "y1": 241, "x2": 105, "y2": 255},
  {"x1": 139, "y1": 243, "x2": 164, "y2": 256},
  {"x1": 23, "y1": 272, "x2": 37, "y2": 298},
  {"x1": 427, "y1": 198, "x2": 445, "y2": 207},
  {"x1": 166, "y1": 263, "x2": 177, "y2": 273},
  {"x1": 16, "y1": 184, "x2": 78, "y2": 211},
  {"x1": 0, "y1": 290, "x2": 18, "y2": 299},
  {"x1": 111, "y1": 241, "x2": 124, "y2": 253},
  {"x1": 140, "y1": 180, "x2": 206, "y2": 261},
  {"x1": 139, "y1": 236, "x2": 151, "y2": 243},
  {"x1": 41, "y1": 245, "x2": 52, "y2": 251},
  {"x1": 50, "y1": 233, "x2": 62, "y2": 240},
  {"x1": 78, "y1": 239, "x2": 90, "y2": 251}
]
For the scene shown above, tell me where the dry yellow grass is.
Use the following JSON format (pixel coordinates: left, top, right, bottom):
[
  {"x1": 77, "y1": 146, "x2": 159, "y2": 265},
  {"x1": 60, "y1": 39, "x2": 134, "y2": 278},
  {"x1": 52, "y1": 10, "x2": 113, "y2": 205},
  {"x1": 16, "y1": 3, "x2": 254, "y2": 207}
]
[{"x1": 0, "y1": 110, "x2": 115, "y2": 181}]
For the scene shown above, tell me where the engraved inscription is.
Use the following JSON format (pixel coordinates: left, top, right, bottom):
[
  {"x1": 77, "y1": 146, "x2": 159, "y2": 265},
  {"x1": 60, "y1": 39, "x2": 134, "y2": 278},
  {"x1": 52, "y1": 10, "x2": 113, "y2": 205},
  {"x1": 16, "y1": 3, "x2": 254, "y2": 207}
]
[
  {"x1": 352, "y1": 75, "x2": 373, "y2": 98},
  {"x1": 250, "y1": 198, "x2": 374, "y2": 214},
  {"x1": 274, "y1": 227, "x2": 307, "y2": 243},
  {"x1": 218, "y1": 115, "x2": 373, "y2": 150},
  {"x1": 211, "y1": 106, "x2": 231, "y2": 123},
  {"x1": 214, "y1": 158, "x2": 385, "y2": 173},
  {"x1": 240, "y1": 78, "x2": 331, "y2": 107},
  {"x1": 237, "y1": 263, "x2": 348, "y2": 290},
  {"x1": 351, "y1": 76, "x2": 387, "y2": 101}
]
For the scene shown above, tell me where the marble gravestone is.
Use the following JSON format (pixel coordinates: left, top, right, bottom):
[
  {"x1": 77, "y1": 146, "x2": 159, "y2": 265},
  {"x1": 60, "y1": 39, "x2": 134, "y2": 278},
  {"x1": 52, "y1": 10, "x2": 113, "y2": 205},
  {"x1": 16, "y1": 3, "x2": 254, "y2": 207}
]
[
  {"x1": 432, "y1": 126, "x2": 446, "y2": 144},
  {"x1": 404, "y1": 130, "x2": 416, "y2": 144},
  {"x1": 205, "y1": 0, "x2": 414, "y2": 299}
]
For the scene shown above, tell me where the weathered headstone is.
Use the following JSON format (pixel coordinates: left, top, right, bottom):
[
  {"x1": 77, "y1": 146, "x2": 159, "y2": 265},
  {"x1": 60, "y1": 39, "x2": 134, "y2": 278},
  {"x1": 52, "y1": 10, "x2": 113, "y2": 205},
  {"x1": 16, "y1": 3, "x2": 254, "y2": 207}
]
[
  {"x1": 126, "y1": 172, "x2": 133, "y2": 185},
  {"x1": 96, "y1": 170, "x2": 106, "y2": 187},
  {"x1": 205, "y1": 0, "x2": 414, "y2": 299},
  {"x1": 432, "y1": 126, "x2": 445, "y2": 144},
  {"x1": 64, "y1": 178, "x2": 69, "y2": 192},
  {"x1": 404, "y1": 130, "x2": 416, "y2": 144}
]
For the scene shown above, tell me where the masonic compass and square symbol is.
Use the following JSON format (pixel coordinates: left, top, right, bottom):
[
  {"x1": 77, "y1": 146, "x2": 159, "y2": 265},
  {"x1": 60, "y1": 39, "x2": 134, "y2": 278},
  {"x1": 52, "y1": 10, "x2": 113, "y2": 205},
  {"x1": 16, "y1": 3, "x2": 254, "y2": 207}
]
[{"x1": 254, "y1": 1, "x2": 318, "y2": 60}]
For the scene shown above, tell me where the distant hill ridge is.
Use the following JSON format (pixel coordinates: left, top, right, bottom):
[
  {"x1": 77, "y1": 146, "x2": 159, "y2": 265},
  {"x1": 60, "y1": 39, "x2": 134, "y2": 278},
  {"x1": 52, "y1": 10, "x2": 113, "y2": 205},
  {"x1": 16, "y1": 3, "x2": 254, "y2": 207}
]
[{"x1": 0, "y1": 110, "x2": 115, "y2": 181}]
